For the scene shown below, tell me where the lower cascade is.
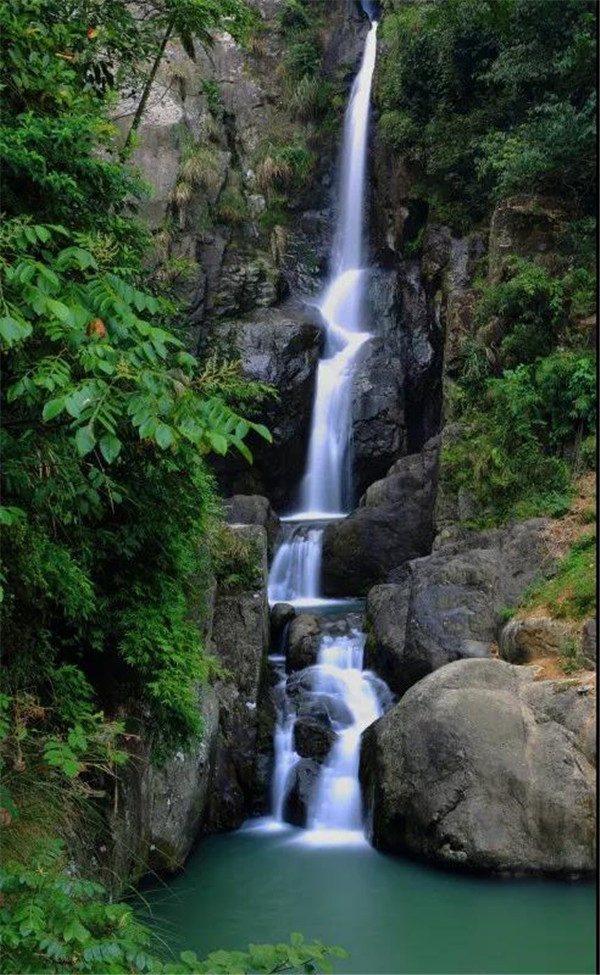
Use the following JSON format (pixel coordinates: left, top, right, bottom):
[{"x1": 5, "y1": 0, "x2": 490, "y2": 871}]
[{"x1": 265, "y1": 8, "x2": 392, "y2": 844}]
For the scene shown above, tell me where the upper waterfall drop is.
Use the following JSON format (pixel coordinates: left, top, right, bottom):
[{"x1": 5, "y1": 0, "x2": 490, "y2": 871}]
[
  {"x1": 268, "y1": 14, "x2": 378, "y2": 606},
  {"x1": 298, "y1": 17, "x2": 378, "y2": 518}
]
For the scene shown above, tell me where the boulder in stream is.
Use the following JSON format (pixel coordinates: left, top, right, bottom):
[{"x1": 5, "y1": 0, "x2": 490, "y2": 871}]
[
  {"x1": 360, "y1": 659, "x2": 596, "y2": 875},
  {"x1": 282, "y1": 758, "x2": 321, "y2": 827},
  {"x1": 286, "y1": 614, "x2": 321, "y2": 673}
]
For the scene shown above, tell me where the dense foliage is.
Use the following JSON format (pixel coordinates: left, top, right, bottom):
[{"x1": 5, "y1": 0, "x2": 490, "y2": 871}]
[
  {"x1": 0, "y1": 3, "x2": 345, "y2": 971},
  {"x1": 379, "y1": 0, "x2": 596, "y2": 227},
  {"x1": 379, "y1": 0, "x2": 596, "y2": 525},
  {"x1": 1, "y1": 840, "x2": 345, "y2": 975}
]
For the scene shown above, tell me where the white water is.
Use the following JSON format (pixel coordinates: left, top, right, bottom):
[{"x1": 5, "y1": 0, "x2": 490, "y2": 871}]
[
  {"x1": 267, "y1": 17, "x2": 379, "y2": 609},
  {"x1": 265, "y1": 12, "x2": 388, "y2": 846},
  {"x1": 307, "y1": 630, "x2": 384, "y2": 831}
]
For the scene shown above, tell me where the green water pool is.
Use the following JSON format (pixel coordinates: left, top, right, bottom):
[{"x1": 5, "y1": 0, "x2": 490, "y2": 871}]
[{"x1": 142, "y1": 821, "x2": 596, "y2": 974}]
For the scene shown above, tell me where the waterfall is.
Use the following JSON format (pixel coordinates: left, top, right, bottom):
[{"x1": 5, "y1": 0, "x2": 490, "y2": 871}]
[
  {"x1": 267, "y1": 16, "x2": 379, "y2": 608},
  {"x1": 264, "y1": 11, "x2": 391, "y2": 846}
]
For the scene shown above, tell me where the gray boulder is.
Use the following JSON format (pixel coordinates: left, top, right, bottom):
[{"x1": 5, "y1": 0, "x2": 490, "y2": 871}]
[
  {"x1": 360, "y1": 659, "x2": 596, "y2": 875},
  {"x1": 224, "y1": 494, "x2": 280, "y2": 556},
  {"x1": 365, "y1": 518, "x2": 551, "y2": 698},
  {"x1": 286, "y1": 615, "x2": 321, "y2": 673},
  {"x1": 282, "y1": 758, "x2": 321, "y2": 827},
  {"x1": 322, "y1": 441, "x2": 438, "y2": 596}
]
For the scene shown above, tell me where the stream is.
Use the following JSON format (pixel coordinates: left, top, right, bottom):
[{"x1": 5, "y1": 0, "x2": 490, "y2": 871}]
[{"x1": 144, "y1": 8, "x2": 596, "y2": 972}]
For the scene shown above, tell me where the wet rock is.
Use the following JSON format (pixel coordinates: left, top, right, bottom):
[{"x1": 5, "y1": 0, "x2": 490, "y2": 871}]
[
  {"x1": 293, "y1": 719, "x2": 337, "y2": 762},
  {"x1": 286, "y1": 615, "x2": 321, "y2": 673},
  {"x1": 212, "y1": 310, "x2": 321, "y2": 506},
  {"x1": 322, "y1": 441, "x2": 438, "y2": 596},
  {"x1": 365, "y1": 519, "x2": 551, "y2": 698},
  {"x1": 297, "y1": 692, "x2": 354, "y2": 729},
  {"x1": 364, "y1": 584, "x2": 411, "y2": 695},
  {"x1": 224, "y1": 494, "x2": 280, "y2": 556},
  {"x1": 360, "y1": 659, "x2": 596, "y2": 875},
  {"x1": 282, "y1": 758, "x2": 321, "y2": 827},
  {"x1": 270, "y1": 602, "x2": 296, "y2": 652}
]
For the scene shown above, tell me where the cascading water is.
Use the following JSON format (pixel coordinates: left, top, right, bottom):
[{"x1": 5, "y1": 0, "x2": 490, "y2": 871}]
[
  {"x1": 268, "y1": 14, "x2": 379, "y2": 610},
  {"x1": 266, "y1": 9, "x2": 392, "y2": 845}
]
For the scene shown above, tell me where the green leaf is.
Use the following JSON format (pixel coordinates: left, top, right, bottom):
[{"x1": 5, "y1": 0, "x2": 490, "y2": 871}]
[
  {"x1": 251, "y1": 422, "x2": 272, "y2": 443},
  {"x1": 99, "y1": 433, "x2": 122, "y2": 464},
  {"x1": 0, "y1": 315, "x2": 32, "y2": 345},
  {"x1": 75, "y1": 425, "x2": 96, "y2": 456},
  {"x1": 207, "y1": 431, "x2": 228, "y2": 455},
  {"x1": 65, "y1": 385, "x2": 97, "y2": 419},
  {"x1": 46, "y1": 298, "x2": 72, "y2": 323},
  {"x1": 43, "y1": 397, "x2": 68, "y2": 421},
  {"x1": 155, "y1": 423, "x2": 175, "y2": 449},
  {"x1": 0, "y1": 506, "x2": 27, "y2": 526}
]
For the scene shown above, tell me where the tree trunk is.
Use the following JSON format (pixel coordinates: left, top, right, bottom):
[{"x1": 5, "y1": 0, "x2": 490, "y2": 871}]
[{"x1": 120, "y1": 17, "x2": 175, "y2": 159}]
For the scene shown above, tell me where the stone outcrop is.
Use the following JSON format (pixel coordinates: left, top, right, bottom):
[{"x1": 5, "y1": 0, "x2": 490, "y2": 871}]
[
  {"x1": 206, "y1": 525, "x2": 270, "y2": 830},
  {"x1": 212, "y1": 310, "x2": 321, "y2": 506},
  {"x1": 322, "y1": 438, "x2": 438, "y2": 595},
  {"x1": 224, "y1": 494, "x2": 280, "y2": 556},
  {"x1": 364, "y1": 518, "x2": 550, "y2": 698},
  {"x1": 108, "y1": 525, "x2": 270, "y2": 885},
  {"x1": 360, "y1": 659, "x2": 596, "y2": 875},
  {"x1": 282, "y1": 758, "x2": 321, "y2": 828},
  {"x1": 107, "y1": 685, "x2": 220, "y2": 886},
  {"x1": 270, "y1": 602, "x2": 296, "y2": 652}
]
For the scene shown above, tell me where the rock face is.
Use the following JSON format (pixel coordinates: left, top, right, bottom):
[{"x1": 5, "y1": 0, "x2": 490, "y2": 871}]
[
  {"x1": 270, "y1": 602, "x2": 296, "y2": 652},
  {"x1": 322, "y1": 439, "x2": 438, "y2": 595},
  {"x1": 360, "y1": 659, "x2": 596, "y2": 875},
  {"x1": 108, "y1": 685, "x2": 220, "y2": 885},
  {"x1": 581, "y1": 619, "x2": 597, "y2": 669},
  {"x1": 365, "y1": 518, "x2": 550, "y2": 698},
  {"x1": 488, "y1": 196, "x2": 564, "y2": 285},
  {"x1": 366, "y1": 520, "x2": 548, "y2": 693},
  {"x1": 224, "y1": 494, "x2": 280, "y2": 555},
  {"x1": 213, "y1": 311, "x2": 321, "y2": 506},
  {"x1": 206, "y1": 525, "x2": 270, "y2": 830}
]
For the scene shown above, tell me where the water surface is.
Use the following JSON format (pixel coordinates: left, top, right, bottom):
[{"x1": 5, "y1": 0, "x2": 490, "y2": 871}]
[{"x1": 142, "y1": 823, "x2": 596, "y2": 974}]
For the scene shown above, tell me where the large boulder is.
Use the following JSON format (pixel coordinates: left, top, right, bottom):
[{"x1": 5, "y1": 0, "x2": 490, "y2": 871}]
[
  {"x1": 322, "y1": 440, "x2": 438, "y2": 596},
  {"x1": 365, "y1": 518, "x2": 551, "y2": 698},
  {"x1": 286, "y1": 615, "x2": 321, "y2": 673},
  {"x1": 360, "y1": 659, "x2": 596, "y2": 875},
  {"x1": 224, "y1": 494, "x2": 280, "y2": 556},
  {"x1": 212, "y1": 310, "x2": 321, "y2": 506}
]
